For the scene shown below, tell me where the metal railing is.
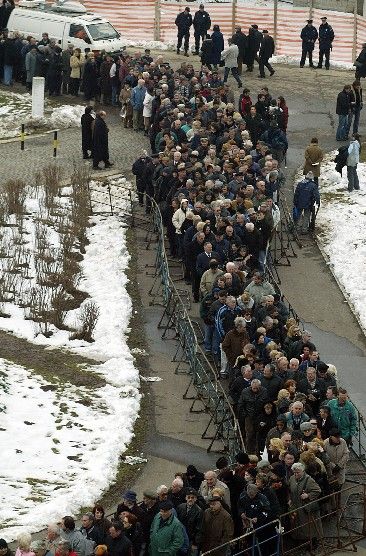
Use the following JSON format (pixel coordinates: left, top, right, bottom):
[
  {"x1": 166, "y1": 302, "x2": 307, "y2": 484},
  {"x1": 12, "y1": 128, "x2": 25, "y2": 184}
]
[{"x1": 86, "y1": 178, "x2": 366, "y2": 465}]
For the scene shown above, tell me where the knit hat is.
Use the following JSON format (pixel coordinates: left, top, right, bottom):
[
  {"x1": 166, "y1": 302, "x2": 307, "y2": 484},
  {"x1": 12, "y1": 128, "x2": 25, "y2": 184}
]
[
  {"x1": 300, "y1": 422, "x2": 313, "y2": 432},
  {"x1": 122, "y1": 490, "x2": 137, "y2": 502}
]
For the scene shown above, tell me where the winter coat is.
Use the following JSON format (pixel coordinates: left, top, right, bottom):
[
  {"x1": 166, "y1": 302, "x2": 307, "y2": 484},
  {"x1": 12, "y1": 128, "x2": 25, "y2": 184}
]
[
  {"x1": 327, "y1": 399, "x2": 357, "y2": 441},
  {"x1": 238, "y1": 491, "x2": 271, "y2": 525},
  {"x1": 93, "y1": 115, "x2": 109, "y2": 163},
  {"x1": 196, "y1": 250, "x2": 221, "y2": 278},
  {"x1": 199, "y1": 507, "x2": 234, "y2": 556},
  {"x1": 199, "y1": 478, "x2": 231, "y2": 507},
  {"x1": 70, "y1": 53, "x2": 84, "y2": 78},
  {"x1": 175, "y1": 11, "x2": 193, "y2": 33},
  {"x1": 120, "y1": 87, "x2": 133, "y2": 118},
  {"x1": 355, "y1": 47, "x2": 366, "y2": 77},
  {"x1": 259, "y1": 35, "x2": 275, "y2": 60},
  {"x1": 149, "y1": 513, "x2": 184, "y2": 556},
  {"x1": 260, "y1": 374, "x2": 282, "y2": 402},
  {"x1": 211, "y1": 30, "x2": 224, "y2": 65},
  {"x1": 131, "y1": 84, "x2": 146, "y2": 110},
  {"x1": 318, "y1": 22, "x2": 334, "y2": 48},
  {"x1": 193, "y1": 9, "x2": 211, "y2": 33},
  {"x1": 143, "y1": 91, "x2": 154, "y2": 118},
  {"x1": 301, "y1": 25, "x2": 318, "y2": 48},
  {"x1": 336, "y1": 90, "x2": 351, "y2": 115},
  {"x1": 247, "y1": 27, "x2": 262, "y2": 56},
  {"x1": 244, "y1": 280, "x2": 275, "y2": 305},
  {"x1": 323, "y1": 437, "x2": 349, "y2": 485},
  {"x1": 293, "y1": 178, "x2": 320, "y2": 210},
  {"x1": 176, "y1": 503, "x2": 203, "y2": 545},
  {"x1": 81, "y1": 112, "x2": 95, "y2": 152},
  {"x1": 221, "y1": 44, "x2": 239, "y2": 68},
  {"x1": 237, "y1": 386, "x2": 268, "y2": 421},
  {"x1": 303, "y1": 142, "x2": 324, "y2": 177},
  {"x1": 99, "y1": 60, "x2": 112, "y2": 94},
  {"x1": 200, "y1": 37, "x2": 213, "y2": 65},
  {"x1": 221, "y1": 328, "x2": 250, "y2": 366},
  {"x1": 288, "y1": 473, "x2": 323, "y2": 540},
  {"x1": 82, "y1": 60, "x2": 98, "y2": 100},
  {"x1": 124, "y1": 523, "x2": 143, "y2": 556},
  {"x1": 60, "y1": 530, "x2": 86, "y2": 556},
  {"x1": 25, "y1": 51, "x2": 38, "y2": 82},
  {"x1": 172, "y1": 201, "x2": 188, "y2": 234},
  {"x1": 261, "y1": 127, "x2": 288, "y2": 152},
  {"x1": 285, "y1": 411, "x2": 310, "y2": 431},
  {"x1": 3, "y1": 38, "x2": 17, "y2": 66},
  {"x1": 231, "y1": 30, "x2": 247, "y2": 59},
  {"x1": 106, "y1": 533, "x2": 132, "y2": 556},
  {"x1": 347, "y1": 139, "x2": 360, "y2": 167}
]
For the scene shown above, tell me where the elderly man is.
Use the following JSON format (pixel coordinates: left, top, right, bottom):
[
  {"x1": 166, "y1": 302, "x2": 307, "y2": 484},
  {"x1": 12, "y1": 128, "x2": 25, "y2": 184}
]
[
  {"x1": 131, "y1": 78, "x2": 146, "y2": 132},
  {"x1": 238, "y1": 379, "x2": 268, "y2": 454},
  {"x1": 46, "y1": 523, "x2": 61, "y2": 555},
  {"x1": 176, "y1": 488, "x2": 203, "y2": 551},
  {"x1": 168, "y1": 477, "x2": 187, "y2": 508},
  {"x1": 297, "y1": 367, "x2": 326, "y2": 416},
  {"x1": 200, "y1": 259, "x2": 224, "y2": 297},
  {"x1": 150, "y1": 501, "x2": 184, "y2": 556},
  {"x1": 285, "y1": 401, "x2": 310, "y2": 432},
  {"x1": 221, "y1": 316, "x2": 249, "y2": 380},
  {"x1": 80, "y1": 513, "x2": 102, "y2": 555},
  {"x1": 199, "y1": 470, "x2": 231, "y2": 507},
  {"x1": 199, "y1": 497, "x2": 234, "y2": 556},
  {"x1": 327, "y1": 387, "x2": 357, "y2": 445},
  {"x1": 244, "y1": 272, "x2": 275, "y2": 305}
]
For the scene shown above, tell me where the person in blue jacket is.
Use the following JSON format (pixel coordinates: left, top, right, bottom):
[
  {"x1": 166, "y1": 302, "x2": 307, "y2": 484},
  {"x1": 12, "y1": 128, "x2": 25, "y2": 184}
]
[
  {"x1": 210, "y1": 25, "x2": 224, "y2": 70},
  {"x1": 317, "y1": 16, "x2": 334, "y2": 69},
  {"x1": 300, "y1": 19, "x2": 318, "y2": 68},
  {"x1": 293, "y1": 171, "x2": 320, "y2": 234}
]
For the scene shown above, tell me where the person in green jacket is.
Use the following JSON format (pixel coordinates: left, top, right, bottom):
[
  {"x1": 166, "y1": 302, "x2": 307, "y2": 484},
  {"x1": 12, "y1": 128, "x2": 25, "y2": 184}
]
[
  {"x1": 150, "y1": 501, "x2": 184, "y2": 556},
  {"x1": 327, "y1": 388, "x2": 357, "y2": 445}
]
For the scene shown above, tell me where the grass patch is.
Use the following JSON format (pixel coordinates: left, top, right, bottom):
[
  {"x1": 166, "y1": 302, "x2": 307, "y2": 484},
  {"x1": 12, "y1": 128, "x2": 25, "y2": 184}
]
[
  {"x1": 321, "y1": 191, "x2": 354, "y2": 204},
  {"x1": 0, "y1": 329, "x2": 105, "y2": 388}
]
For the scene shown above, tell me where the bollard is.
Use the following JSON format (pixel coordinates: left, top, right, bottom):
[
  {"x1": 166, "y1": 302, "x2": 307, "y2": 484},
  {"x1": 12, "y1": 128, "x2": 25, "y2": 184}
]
[
  {"x1": 53, "y1": 130, "x2": 58, "y2": 157},
  {"x1": 20, "y1": 124, "x2": 25, "y2": 151}
]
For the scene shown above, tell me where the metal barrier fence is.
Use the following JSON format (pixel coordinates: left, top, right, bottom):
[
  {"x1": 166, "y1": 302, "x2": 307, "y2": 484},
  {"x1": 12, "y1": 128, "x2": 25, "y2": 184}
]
[
  {"x1": 86, "y1": 177, "x2": 366, "y2": 464},
  {"x1": 200, "y1": 484, "x2": 366, "y2": 556}
]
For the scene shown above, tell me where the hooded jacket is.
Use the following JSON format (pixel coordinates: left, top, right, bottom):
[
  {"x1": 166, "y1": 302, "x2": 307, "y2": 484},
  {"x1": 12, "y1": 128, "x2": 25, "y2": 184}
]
[{"x1": 172, "y1": 199, "x2": 189, "y2": 234}]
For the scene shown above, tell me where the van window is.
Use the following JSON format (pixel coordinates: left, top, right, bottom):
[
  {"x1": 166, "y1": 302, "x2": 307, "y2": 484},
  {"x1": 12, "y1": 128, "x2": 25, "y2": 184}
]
[
  {"x1": 69, "y1": 23, "x2": 90, "y2": 43},
  {"x1": 86, "y1": 22, "x2": 119, "y2": 40}
]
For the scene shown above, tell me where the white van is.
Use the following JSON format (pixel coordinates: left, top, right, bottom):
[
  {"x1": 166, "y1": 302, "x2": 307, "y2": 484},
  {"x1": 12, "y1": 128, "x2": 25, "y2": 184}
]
[{"x1": 7, "y1": 0, "x2": 126, "y2": 54}]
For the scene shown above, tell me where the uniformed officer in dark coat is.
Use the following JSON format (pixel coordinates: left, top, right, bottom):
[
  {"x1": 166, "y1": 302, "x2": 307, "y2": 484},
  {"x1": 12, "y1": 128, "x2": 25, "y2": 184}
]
[
  {"x1": 246, "y1": 24, "x2": 262, "y2": 72},
  {"x1": 231, "y1": 26, "x2": 247, "y2": 76},
  {"x1": 92, "y1": 111, "x2": 113, "y2": 170},
  {"x1": 193, "y1": 3, "x2": 211, "y2": 55},
  {"x1": 258, "y1": 30, "x2": 275, "y2": 78},
  {"x1": 175, "y1": 7, "x2": 193, "y2": 56},
  {"x1": 300, "y1": 19, "x2": 318, "y2": 68},
  {"x1": 317, "y1": 16, "x2": 334, "y2": 69}
]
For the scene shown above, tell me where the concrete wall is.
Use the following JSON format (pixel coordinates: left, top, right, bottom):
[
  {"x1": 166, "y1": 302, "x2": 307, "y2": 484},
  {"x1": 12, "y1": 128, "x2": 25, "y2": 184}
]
[{"x1": 293, "y1": 0, "x2": 363, "y2": 16}]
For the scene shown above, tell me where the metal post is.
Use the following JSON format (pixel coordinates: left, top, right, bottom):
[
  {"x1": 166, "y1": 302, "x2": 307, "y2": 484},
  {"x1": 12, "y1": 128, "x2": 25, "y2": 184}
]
[
  {"x1": 107, "y1": 185, "x2": 113, "y2": 215},
  {"x1": 232, "y1": 0, "x2": 237, "y2": 35},
  {"x1": 154, "y1": 0, "x2": 161, "y2": 42},
  {"x1": 273, "y1": 0, "x2": 278, "y2": 49},
  {"x1": 309, "y1": 0, "x2": 314, "y2": 20},
  {"x1": 20, "y1": 123, "x2": 25, "y2": 151},
  {"x1": 353, "y1": 0, "x2": 358, "y2": 62},
  {"x1": 53, "y1": 130, "x2": 58, "y2": 157}
]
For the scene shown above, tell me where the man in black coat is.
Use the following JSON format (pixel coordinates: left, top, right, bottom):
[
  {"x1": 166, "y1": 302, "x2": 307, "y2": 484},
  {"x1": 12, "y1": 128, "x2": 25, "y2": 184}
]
[
  {"x1": 246, "y1": 25, "x2": 262, "y2": 72},
  {"x1": 177, "y1": 489, "x2": 203, "y2": 550},
  {"x1": 106, "y1": 523, "x2": 133, "y2": 556},
  {"x1": 237, "y1": 379, "x2": 268, "y2": 454},
  {"x1": 231, "y1": 26, "x2": 247, "y2": 76},
  {"x1": 81, "y1": 106, "x2": 95, "y2": 159},
  {"x1": 300, "y1": 19, "x2": 318, "y2": 68},
  {"x1": 92, "y1": 111, "x2": 113, "y2": 170},
  {"x1": 175, "y1": 7, "x2": 192, "y2": 56},
  {"x1": 193, "y1": 3, "x2": 211, "y2": 55},
  {"x1": 258, "y1": 30, "x2": 275, "y2": 78},
  {"x1": 317, "y1": 16, "x2": 334, "y2": 69},
  {"x1": 336, "y1": 85, "x2": 352, "y2": 141}
]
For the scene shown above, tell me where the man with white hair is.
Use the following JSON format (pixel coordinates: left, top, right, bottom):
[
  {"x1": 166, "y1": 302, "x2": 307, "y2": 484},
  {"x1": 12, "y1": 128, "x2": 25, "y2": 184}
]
[
  {"x1": 199, "y1": 470, "x2": 231, "y2": 507},
  {"x1": 131, "y1": 78, "x2": 147, "y2": 132},
  {"x1": 168, "y1": 477, "x2": 187, "y2": 508},
  {"x1": 46, "y1": 523, "x2": 61, "y2": 556}
]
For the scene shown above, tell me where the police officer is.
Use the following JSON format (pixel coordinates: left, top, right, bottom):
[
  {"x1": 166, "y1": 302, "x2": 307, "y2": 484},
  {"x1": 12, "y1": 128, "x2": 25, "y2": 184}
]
[
  {"x1": 300, "y1": 19, "x2": 318, "y2": 68},
  {"x1": 193, "y1": 3, "x2": 211, "y2": 55},
  {"x1": 175, "y1": 7, "x2": 193, "y2": 56},
  {"x1": 318, "y1": 16, "x2": 334, "y2": 69}
]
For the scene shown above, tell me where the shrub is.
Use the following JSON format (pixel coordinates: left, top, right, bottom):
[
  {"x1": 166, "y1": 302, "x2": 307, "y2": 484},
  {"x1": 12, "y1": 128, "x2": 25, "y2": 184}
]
[
  {"x1": 3, "y1": 179, "x2": 27, "y2": 214},
  {"x1": 71, "y1": 300, "x2": 100, "y2": 342}
]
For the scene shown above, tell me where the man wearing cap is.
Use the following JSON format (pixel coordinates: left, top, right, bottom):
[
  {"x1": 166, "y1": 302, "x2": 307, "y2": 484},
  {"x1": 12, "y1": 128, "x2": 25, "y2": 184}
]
[
  {"x1": 150, "y1": 501, "x2": 184, "y2": 556},
  {"x1": 193, "y1": 4, "x2": 211, "y2": 55},
  {"x1": 199, "y1": 497, "x2": 234, "y2": 556},
  {"x1": 323, "y1": 429, "x2": 349, "y2": 490},
  {"x1": 258, "y1": 30, "x2": 275, "y2": 78},
  {"x1": 139, "y1": 491, "x2": 159, "y2": 548},
  {"x1": 115, "y1": 490, "x2": 144, "y2": 522},
  {"x1": 300, "y1": 20, "x2": 318, "y2": 68},
  {"x1": 317, "y1": 16, "x2": 334, "y2": 69},
  {"x1": 176, "y1": 489, "x2": 203, "y2": 553},
  {"x1": 175, "y1": 7, "x2": 193, "y2": 56},
  {"x1": 293, "y1": 171, "x2": 320, "y2": 235}
]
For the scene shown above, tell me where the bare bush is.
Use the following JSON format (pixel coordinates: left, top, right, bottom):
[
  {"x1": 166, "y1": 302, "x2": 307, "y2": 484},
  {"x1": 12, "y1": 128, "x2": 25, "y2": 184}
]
[
  {"x1": 70, "y1": 162, "x2": 91, "y2": 192},
  {"x1": 3, "y1": 179, "x2": 27, "y2": 215},
  {"x1": 71, "y1": 300, "x2": 100, "y2": 342},
  {"x1": 50, "y1": 287, "x2": 69, "y2": 329},
  {"x1": 42, "y1": 164, "x2": 63, "y2": 208}
]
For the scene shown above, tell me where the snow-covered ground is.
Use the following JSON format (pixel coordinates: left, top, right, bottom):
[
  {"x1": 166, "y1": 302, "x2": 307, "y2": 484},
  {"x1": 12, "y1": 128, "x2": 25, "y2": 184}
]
[
  {"x1": 0, "y1": 176, "x2": 141, "y2": 540},
  {"x1": 0, "y1": 91, "x2": 84, "y2": 139},
  {"x1": 313, "y1": 154, "x2": 366, "y2": 331}
]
